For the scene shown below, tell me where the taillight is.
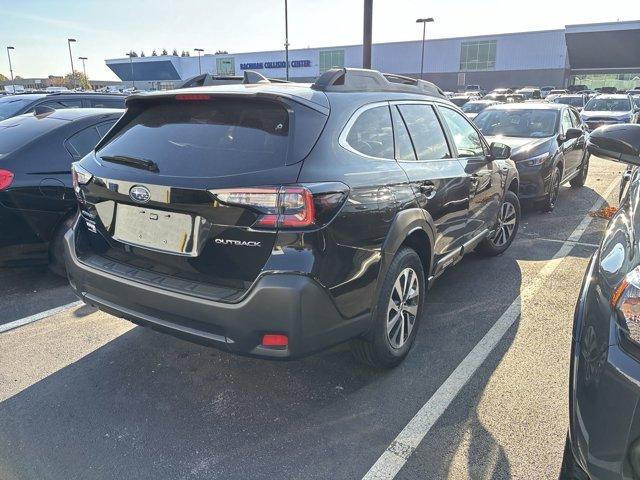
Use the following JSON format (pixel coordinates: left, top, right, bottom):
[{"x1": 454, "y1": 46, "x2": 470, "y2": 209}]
[
  {"x1": 71, "y1": 163, "x2": 93, "y2": 191},
  {"x1": 210, "y1": 184, "x2": 348, "y2": 230},
  {"x1": 175, "y1": 94, "x2": 210, "y2": 101},
  {"x1": 611, "y1": 266, "x2": 640, "y2": 343},
  {"x1": 0, "y1": 169, "x2": 13, "y2": 190}
]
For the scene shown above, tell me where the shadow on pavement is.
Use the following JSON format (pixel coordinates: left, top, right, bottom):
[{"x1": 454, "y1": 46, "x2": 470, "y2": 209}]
[{"x1": 0, "y1": 252, "x2": 525, "y2": 480}]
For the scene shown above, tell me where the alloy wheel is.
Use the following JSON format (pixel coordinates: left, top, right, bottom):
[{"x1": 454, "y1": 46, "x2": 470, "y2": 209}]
[
  {"x1": 491, "y1": 201, "x2": 517, "y2": 247},
  {"x1": 386, "y1": 267, "x2": 420, "y2": 349}
]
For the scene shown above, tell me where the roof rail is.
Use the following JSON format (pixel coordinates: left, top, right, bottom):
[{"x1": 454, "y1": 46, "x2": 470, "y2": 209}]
[
  {"x1": 178, "y1": 72, "x2": 290, "y2": 89},
  {"x1": 311, "y1": 68, "x2": 445, "y2": 99}
]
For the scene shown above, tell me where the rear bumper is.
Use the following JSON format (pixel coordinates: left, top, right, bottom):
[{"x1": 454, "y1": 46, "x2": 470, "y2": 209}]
[{"x1": 64, "y1": 226, "x2": 368, "y2": 359}]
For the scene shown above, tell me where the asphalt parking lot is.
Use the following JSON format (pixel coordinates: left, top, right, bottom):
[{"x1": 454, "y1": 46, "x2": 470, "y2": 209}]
[{"x1": 0, "y1": 156, "x2": 624, "y2": 480}]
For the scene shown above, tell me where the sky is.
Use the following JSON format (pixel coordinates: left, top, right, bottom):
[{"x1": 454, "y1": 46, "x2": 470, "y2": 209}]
[{"x1": 1, "y1": 0, "x2": 638, "y2": 81}]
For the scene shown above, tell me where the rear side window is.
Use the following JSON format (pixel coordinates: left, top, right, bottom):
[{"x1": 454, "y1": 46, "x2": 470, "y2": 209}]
[
  {"x1": 66, "y1": 126, "x2": 101, "y2": 159},
  {"x1": 561, "y1": 109, "x2": 572, "y2": 133},
  {"x1": 345, "y1": 105, "x2": 394, "y2": 159},
  {"x1": 98, "y1": 99, "x2": 314, "y2": 177},
  {"x1": 439, "y1": 107, "x2": 485, "y2": 157},
  {"x1": 391, "y1": 107, "x2": 416, "y2": 161},
  {"x1": 40, "y1": 99, "x2": 83, "y2": 109},
  {"x1": 90, "y1": 98, "x2": 125, "y2": 108},
  {"x1": 397, "y1": 104, "x2": 450, "y2": 161}
]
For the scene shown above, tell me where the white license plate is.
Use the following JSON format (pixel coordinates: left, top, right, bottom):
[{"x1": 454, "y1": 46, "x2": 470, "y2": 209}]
[{"x1": 113, "y1": 204, "x2": 201, "y2": 256}]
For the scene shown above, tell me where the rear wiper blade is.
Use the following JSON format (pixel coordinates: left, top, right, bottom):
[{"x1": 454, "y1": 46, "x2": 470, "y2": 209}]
[{"x1": 100, "y1": 155, "x2": 159, "y2": 172}]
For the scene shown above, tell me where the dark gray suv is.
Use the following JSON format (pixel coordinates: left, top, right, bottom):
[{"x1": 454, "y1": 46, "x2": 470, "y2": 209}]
[{"x1": 65, "y1": 68, "x2": 520, "y2": 367}]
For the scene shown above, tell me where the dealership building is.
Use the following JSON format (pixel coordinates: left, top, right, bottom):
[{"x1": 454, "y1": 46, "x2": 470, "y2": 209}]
[{"x1": 105, "y1": 20, "x2": 640, "y2": 92}]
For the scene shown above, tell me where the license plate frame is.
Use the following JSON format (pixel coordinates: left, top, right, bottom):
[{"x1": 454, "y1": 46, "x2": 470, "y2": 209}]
[{"x1": 113, "y1": 204, "x2": 202, "y2": 256}]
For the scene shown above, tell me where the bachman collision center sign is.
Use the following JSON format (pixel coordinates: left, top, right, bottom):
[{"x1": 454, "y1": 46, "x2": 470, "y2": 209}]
[{"x1": 240, "y1": 60, "x2": 312, "y2": 70}]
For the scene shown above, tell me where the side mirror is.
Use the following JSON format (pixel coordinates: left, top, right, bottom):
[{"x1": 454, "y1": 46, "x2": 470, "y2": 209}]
[
  {"x1": 564, "y1": 128, "x2": 583, "y2": 141},
  {"x1": 587, "y1": 124, "x2": 640, "y2": 166},
  {"x1": 489, "y1": 142, "x2": 511, "y2": 160}
]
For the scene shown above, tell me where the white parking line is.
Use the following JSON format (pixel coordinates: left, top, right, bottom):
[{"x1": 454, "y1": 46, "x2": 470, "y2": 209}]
[
  {"x1": 519, "y1": 234, "x2": 600, "y2": 248},
  {"x1": 362, "y1": 178, "x2": 620, "y2": 480},
  {"x1": 0, "y1": 301, "x2": 84, "y2": 334}
]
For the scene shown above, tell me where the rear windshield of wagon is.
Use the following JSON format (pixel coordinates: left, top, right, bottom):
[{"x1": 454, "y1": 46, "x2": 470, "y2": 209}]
[{"x1": 96, "y1": 97, "x2": 327, "y2": 177}]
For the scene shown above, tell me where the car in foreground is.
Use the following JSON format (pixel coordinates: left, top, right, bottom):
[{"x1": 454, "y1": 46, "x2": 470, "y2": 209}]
[
  {"x1": 0, "y1": 108, "x2": 122, "y2": 273},
  {"x1": 474, "y1": 103, "x2": 589, "y2": 211},
  {"x1": 581, "y1": 94, "x2": 640, "y2": 131},
  {"x1": 562, "y1": 123, "x2": 640, "y2": 480},
  {"x1": 554, "y1": 94, "x2": 587, "y2": 112},
  {"x1": 0, "y1": 92, "x2": 126, "y2": 121},
  {"x1": 461, "y1": 99, "x2": 500, "y2": 120},
  {"x1": 64, "y1": 68, "x2": 519, "y2": 367}
]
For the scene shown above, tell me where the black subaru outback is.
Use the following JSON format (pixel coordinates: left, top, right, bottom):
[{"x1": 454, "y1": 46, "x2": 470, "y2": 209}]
[{"x1": 65, "y1": 68, "x2": 519, "y2": 367}]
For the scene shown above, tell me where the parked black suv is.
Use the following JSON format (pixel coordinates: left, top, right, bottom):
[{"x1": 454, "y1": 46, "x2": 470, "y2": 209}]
[
  {"x1": 65, "y1": 68, "x2": 519, "y2": 367},
  {"x1": 0, "y1": 92, "x2": 126, "y2": 121}
]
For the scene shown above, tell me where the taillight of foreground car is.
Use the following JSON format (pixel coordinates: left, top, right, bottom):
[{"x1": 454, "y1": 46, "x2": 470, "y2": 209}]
[
  {"x1": 611, "y1": 267, "x2": 640, "y2": 343},
  {"x1": 209, "y1": 184, "x2": 349, "y2": 230},
  {"x1": 71, "y1": 163, "x2": 93, "y2": 191},
  {"x1": 0, "y1": 169, "x2": 14, "y2": 190}
]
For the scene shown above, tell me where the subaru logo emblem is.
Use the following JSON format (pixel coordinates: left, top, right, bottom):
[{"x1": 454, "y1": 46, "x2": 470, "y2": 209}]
[{"x1": 129, "y1": 185, "x2": 151, "y2": 203}]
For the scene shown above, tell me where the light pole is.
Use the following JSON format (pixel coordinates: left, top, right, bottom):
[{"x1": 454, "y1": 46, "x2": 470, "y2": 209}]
[
  {"x1": 416, "y1": 18, "x2": 434, "y2": 80},
  {"x1": 194, "y1": 48, "x2": 204, "y2": 75},
  {"x1": 126, "y1": 52, "x2": 135, "y2": 89},
  {"x1": 284, "y1": 0, "x2": 290, "y2": 80},
  {"x1": 363, "y1": 0, "x2": 373, "y2": 69},
  {"x1": 78, "y1": 56, "x2": 88, "y2": 90},
  {"x1": 67, "y1": 38, "x2": 77, "y2": 89},
  {"x1": 6, "y1": 46, "x2": 15, "y2": 84}
]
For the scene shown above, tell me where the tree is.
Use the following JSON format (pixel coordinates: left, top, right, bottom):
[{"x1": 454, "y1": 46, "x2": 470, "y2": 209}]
[
  {"x1": 151, "y1": 50, "x2": 157, "y2": 56},
  {"x1": 14, "y1": 75, "x2": 23, "y2": 80},
  {"x1": 140, "y1": 51, "x2": 146, "y2": 57},
  {"x1": 215, "y1": 50, "x2": 229, "y2": 55},
  {"x1": 0, "y1": 74, "x2": 7, "y2": 82},
  {"x1": 185, "y1": 51, "x2": 190, "y2": 57},
  {"x1": 161, "y1": 48, "x2": 168, "y2": 56},
  {"x1": 172, "y1": 49, "x2": 178, "y2": 56},
  {"x1": 64, "y1": 71, "x2": 91, "y2": 90},
  {"x1": 129, "y1": 50, "x2": 138, "y2": 58},
  {"x1": 180, "y1": 51, "x2": 186, "y2": 57}
]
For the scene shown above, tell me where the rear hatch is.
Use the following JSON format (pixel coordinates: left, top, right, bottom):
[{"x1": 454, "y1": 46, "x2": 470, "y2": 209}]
[{"x1": 74, "y1": 92, "x2": 329, "y2": 301}]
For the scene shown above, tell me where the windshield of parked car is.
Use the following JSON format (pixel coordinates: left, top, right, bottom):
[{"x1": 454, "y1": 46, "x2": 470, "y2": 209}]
[
  {"x1": 554, "y1": 97, "x2": 584, "y2": 107},
  {"x1": 462, "y1": 102, "x2": 489, "y2": 114},
  {"x1": 474, "y1": 109, "x2": 559, "y2": 138},
  {"x1": 0, "y1": 97, "x2": 33, "y2": 120},
  {"x1": 584, "y1": 98, "x2": 632, "y2": 112}
]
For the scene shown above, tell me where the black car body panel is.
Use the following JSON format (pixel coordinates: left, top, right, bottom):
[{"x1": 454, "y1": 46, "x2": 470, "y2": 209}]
[
  {"x1": 0, "y1": 108, "x2": 123, "y2": 265},
  {"x1": 568, "y1": 126, "x2": 640, "y2": 479},
  {"x1": 66, "y1": 78, "x2": 519, "y2": 359}
]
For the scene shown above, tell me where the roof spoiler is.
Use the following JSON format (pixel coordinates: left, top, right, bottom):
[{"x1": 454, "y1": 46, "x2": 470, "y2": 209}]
[
  {"x1": 311, "y1": 68, "x2": 446, "y2": 98},
  {"x1": 178, "y1": 71, "x2": 290, "y2": 89}
]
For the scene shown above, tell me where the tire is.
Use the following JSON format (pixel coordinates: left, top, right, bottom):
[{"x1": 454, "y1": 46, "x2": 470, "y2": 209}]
[
  {"x1": 541, "y1": 165, "x2": 561, "y2": 212},
  {"x1": 49, "y1": 213, "x2": 76, "y2": 277},
  {"x1": 476, "y1": 190, "x2": 520, "y2": 257},
  {"x1": 350, "y1": 247, "x2": 425, "y2": 368},
  {"x1": 570, "y1": 152, "x2": 590, "y2": 188}
]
